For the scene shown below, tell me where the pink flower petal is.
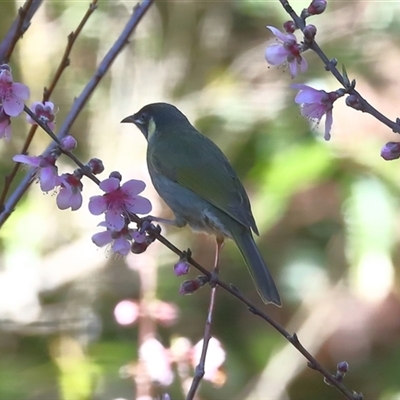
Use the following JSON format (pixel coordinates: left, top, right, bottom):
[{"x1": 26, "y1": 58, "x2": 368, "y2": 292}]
[
  {"x1": 99, "y1": 177, "x2": 120, "y2": 192},
  {"x1": 56, "y1": 187, "x2": 72, "y2": 210},
  {"x1": 324, "y1": 110, "x2": 333, "y2": 140},
  {"x1": 88, "y1": 195, "x2": 107, "y2": 215},
  {"x1": 11, "y1": 83, "x2": 30, "y2": 100},
  {"x1": 121, "y1": 179, "x2": 146, "y2": 196},
  {"x1": 12, "y1": 154, "x2": 41, "y2": 167},
  {"x1": 92, "y1": 230, "x2": 113, "y2": 247},
  {"x1": 112, "y1": 236, "x2": 131, "y2": 255},
  {"x1": 105, "y1": 209, "x2": 125, "y2": 231},
  {"x1": 39, "y1": 166, "x2": 58, "y2": 192},
  {"x1": 3, "y1": 94, "x2": 24, "y2": 116},
  {"x1": 70, "y1": 192, "x2": 83, "y2": 211},
  {"x1": 265, "y1": 44, "x2": 289, "y2": 65},
  {"x1": 125, "y1": 195, "x2": 152, "y2": 215},
  {"x1": 266, "y1": 26, "x2": 294, "y2": 42},
  {"x1": 300, "y1": 57, "x2": 308, "y2": 73}
]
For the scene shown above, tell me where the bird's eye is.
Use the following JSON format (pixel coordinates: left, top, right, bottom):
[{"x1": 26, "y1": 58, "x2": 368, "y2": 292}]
[{"x1": 139, "y1": 113, "x2": 147, "y2": 123}]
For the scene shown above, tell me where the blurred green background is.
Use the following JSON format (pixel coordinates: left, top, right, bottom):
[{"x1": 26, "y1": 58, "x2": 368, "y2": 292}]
[{"x1": 1, "y1": 0, "x2": 400, "y2": 399}]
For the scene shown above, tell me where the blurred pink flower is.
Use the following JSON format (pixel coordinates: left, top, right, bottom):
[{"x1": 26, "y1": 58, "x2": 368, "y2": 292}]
[
  {"x1": 92, "y1": 222, "x2": 134, "y2": 256},
  {"x1": 89, "y1": 177, "x2": 152, "y2": 231},
  {"x1": 192, "y1": 338, "x2": 226, "y2": 384},
  {"x1": 0, "y1": 108, "x2": 11, "y2": 140},
  {"x1": 26, "y1": 101, "x2": 56, "y2": 130},
  {"x1": 57, "y1": 173, "x2": 83, "y2": 211},
  {"x1": 0, "y1": 64, "x2": 29, "y2": 117},
  {"x1": 292, "y1": 83, "x2": 342, "y2": 140},
  {"x1": 13, "y1": 154, "x2": 59, "y2": 192},
  {"x1": 265, "y1": 26, "x2": 308, "y2": 78},
  {"x1": 150, "y1": 300, "x2": 179, "y2": 326},
  {"x1": 114, "y1": 300, "x2": 139, "y2": 325},
  {"x1": 140, "y1": 338, "x2": 173, "y2": 386}
]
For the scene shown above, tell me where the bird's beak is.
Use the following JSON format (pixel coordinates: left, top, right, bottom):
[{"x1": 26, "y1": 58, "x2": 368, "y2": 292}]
[{"x1": 121, "y1": 115, "x2": 136, "y2": 124}]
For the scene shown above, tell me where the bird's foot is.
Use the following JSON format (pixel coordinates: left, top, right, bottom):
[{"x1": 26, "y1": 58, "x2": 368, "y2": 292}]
[{"x1": 139, "y1": 215, "x2": 161, "y2": 235}]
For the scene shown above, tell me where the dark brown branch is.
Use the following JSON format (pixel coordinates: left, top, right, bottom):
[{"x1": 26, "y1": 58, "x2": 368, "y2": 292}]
[{"x1": 0, "y1": 0, "x2": 43, "y2": 63}]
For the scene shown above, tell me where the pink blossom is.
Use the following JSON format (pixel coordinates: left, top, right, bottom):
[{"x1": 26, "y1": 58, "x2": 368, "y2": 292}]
[
  {"x1": 192, "y1": 338, "x2": 226, "y2": 384},
  {"x1": 139, "y1": 338, "x2": 173, "y2": 386},
  {"x1": 114, "y1": 300, "x2": 139, "y2": 325},
  {"x1": 56, "y1": 173, "x2": 83, "y2": 211},
  {"x1": 13, "y1": 154, "x2": 59, "y2": 192},
  {"x1": 92, "y1": 222, "x2": 134, "y2": 256},
  {"x1": 26, "y1": 101, "x2": 56, "y2": 130},
  {"x1": 0, "y1": 64, "x2": 30, "y2": 117},
  {"x1": 88, "y1": 177, "x2": 152, "y2": 231},
  {"x1": 265, "y1": 26, "x2": 308, "y2": 78},
  {"x1": 0, "y1": 108, "x2": 11, "y2": 140},
  {"x1": 292, "y1": 84, "x2": 342, "y2": 140}
]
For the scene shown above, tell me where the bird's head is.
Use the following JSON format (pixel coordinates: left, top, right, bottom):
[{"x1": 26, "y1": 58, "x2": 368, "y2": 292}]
[{"x1": 121, "y1": 102, "x2": 190, "y2": 141}]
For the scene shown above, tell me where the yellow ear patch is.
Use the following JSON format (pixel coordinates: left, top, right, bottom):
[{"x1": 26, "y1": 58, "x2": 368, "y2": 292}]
[{"x1": 147, "y1": 118, "x2": 156, "y2": 139}]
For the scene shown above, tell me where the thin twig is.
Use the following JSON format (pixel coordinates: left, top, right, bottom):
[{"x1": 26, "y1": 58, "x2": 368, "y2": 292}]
[
  {"x1": 0, "y1": 0, "x2": 99, "y2": 211},
  {"x1": 0, "y1": 0, "x2": 155, "y2": 228},
  {"x1": 279, "y1": 0, "x2": 400, "y2": 134},
  {"x1": 0, "y1": 0, "x2": 43, "y2": 63},
  {"x1": 186, "y1": 242, "x2": 222, "y2": 400},
  {"x1": 138, "y1": 221, "x2": 361, "y2": 400},
  {"x1": 43, "y1": 0, "x2": 98, "y2": 99}
]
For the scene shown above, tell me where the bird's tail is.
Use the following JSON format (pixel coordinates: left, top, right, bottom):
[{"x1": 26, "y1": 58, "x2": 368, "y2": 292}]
[{"x1": 232, "y1": 230, "x2": 281, "y2": 306}]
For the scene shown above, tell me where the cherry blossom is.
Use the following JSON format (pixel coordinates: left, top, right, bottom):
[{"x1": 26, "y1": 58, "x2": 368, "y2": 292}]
[
  {"x1": 0, "y1": 64, "x2": 29, "y2": 117},
  {"x1": 56, "y1": 173, "x2": 83, "y2": 211},
  {"x1": 88, "y1": 177, "x2": 152, "y2": 231},
  {"x1": 92, "y1": 222, "x2": 134, "y2": 256},
  {"x1": 26, "y1": 101, "x2": 56, "y2": 130},
  {"x1": 13, "y1": 154, "x2": 59, "y2": 192},
  {"x1": 265, "y1": 26, "x2": 308, "y2": 78},
  {"x1": 292, "y1": 84, "x2": 344, "y2": 140}
]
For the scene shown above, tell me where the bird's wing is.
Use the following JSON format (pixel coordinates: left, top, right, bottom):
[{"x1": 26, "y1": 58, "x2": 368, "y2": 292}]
[{"x1": 148, "y1": 129, "x2": 259, "y2": 234}]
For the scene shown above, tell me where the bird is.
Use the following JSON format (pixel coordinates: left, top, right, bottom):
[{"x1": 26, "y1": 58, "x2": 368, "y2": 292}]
[{"x1": 121, "y1": 102, "x2": 281, "y2": 306}]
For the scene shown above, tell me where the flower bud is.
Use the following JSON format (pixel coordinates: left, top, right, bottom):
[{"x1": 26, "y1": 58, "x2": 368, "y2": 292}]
[
  {"x1": 283, "y1": 20, "x2": 296, "y2": 33},
  {"x1": 307, "y1": 0, "x2": 327, "y2": 15},
  {"x1": 60, "y1": 135, "x2": 77, "y2": 151},
  {"x1": 174, "y1": 258, "x2": 190, "y2": 276},
  {"x1": 303, "y1": 24, "x2": 317, "y2": 41},
  {"x1": 381, "y1": 142, "x2": 400, "y2": 161},
  {"x1": 0, "y1": 64, "x2": 11, "y2": 72},
  {"x1": 87, "y1": 158, "x2": 104, "y2": 175},
  {"x1": 336, "y1": 361, "x2": 349, "y2": 377},
  {"x1": 109, "y1": 171, "x2": 122, "y2": 181},
  {"x1": 345, "y1": 94, "x2": 362, "y2": 110},
  {"x1": 131, "y1": 240, "x2": 149, "y2": 254}
]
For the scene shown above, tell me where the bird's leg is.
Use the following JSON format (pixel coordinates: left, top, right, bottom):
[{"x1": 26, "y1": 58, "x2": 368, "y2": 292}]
[{"x1": 210, "y1": 237, "x2": 224, "y2": 287}]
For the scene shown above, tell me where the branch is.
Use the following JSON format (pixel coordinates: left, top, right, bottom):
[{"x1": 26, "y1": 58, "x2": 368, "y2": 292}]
[
  {"x1": 0, "y1": 0, "x2": 43, "y2": 63},
  {"x1": 279, "y1": 0, "x2": 400, "y2": 135}
]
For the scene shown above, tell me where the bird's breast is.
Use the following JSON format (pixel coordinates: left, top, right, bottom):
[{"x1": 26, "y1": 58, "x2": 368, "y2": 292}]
[{"x1": 149, "y1": 171, "x2": 232, "y2": 239}]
